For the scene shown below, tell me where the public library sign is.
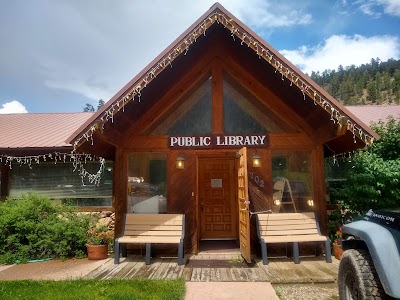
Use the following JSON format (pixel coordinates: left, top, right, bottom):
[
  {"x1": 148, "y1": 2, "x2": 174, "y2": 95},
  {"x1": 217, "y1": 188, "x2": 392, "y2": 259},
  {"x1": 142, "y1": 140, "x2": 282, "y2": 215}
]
[{"x1": 168, "y1": 134, "x2": 268, "y2": 149}]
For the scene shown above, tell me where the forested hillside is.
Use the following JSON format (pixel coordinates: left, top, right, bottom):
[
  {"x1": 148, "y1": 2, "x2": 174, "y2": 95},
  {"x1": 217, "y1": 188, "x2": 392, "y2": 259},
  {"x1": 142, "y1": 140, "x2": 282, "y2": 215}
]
[{"x1": 310, "y1": 58, "x2": 400, "y2": 105}]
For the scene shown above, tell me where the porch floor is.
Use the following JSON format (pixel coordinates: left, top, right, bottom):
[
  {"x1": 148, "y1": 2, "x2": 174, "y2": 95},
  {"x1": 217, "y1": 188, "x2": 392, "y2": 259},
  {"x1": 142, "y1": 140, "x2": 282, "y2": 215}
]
[{"x1": 85, "y1": 254, "x2": 339, "y2": 283}]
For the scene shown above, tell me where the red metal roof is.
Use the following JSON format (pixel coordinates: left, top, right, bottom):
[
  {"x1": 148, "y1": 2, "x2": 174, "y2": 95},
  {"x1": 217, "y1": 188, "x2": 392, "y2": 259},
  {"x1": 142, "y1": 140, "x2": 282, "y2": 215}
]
[
  {"x1": 0, "y1": 106, "x2": 396, "y2": 152},
  {"x1": 0, "y1": 112, "x2": 93, "y2": 150},
  {"x1": 346, "y1": 105, "x2": 400, "y2": 125}
]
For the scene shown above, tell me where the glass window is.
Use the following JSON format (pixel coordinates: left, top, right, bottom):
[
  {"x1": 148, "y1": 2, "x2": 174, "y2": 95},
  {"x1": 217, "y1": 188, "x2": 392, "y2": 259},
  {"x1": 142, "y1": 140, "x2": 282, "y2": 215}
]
[
  {"x1": 9, "y1": 161, "x2": 113, "y2": 206},
  {"x1": 223, "y1": 75, "x2": 296, "y2": 134},
  {"x1": 271, "y1": 151, "x2": 313, "y2": 213},
  {"x1": 127, "y1": 153, "x2": 167, "y2": 214},
  {"x1": 151, "y1": 78, "x2": 212, "y2": 135}
]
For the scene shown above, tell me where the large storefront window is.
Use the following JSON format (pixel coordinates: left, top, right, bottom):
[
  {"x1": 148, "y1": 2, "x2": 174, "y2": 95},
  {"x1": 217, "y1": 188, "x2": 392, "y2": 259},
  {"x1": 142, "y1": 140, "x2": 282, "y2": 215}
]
[
  {"x1": 271, "y1": 151, "x2": 314, "y2": 213},
  {"x1": 127, "y1": 153, "x2": 167, "y2": 214},
  {"x1": 9, "y1": 161, "x2": 113, "y2": 206}
]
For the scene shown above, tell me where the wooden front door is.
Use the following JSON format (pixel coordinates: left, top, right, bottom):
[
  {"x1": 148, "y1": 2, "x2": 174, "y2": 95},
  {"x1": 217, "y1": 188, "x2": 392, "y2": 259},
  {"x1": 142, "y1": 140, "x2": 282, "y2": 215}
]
[
  {"x1": 199, "y1": 157, "x2": 237, "y2": 239},
  {"x1": 238, "y1": 147, "x2": 251, "y2": 263}
]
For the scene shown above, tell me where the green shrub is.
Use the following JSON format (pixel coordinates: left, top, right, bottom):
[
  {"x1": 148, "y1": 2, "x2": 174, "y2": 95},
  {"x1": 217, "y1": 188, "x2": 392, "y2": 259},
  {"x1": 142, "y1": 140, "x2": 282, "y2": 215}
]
[
  {"x1": 336, "y1": 117, "x2": 400, "y2": 214},
  {"x1": 0, "y1": 193, "x2": 95, "y2": 264}
]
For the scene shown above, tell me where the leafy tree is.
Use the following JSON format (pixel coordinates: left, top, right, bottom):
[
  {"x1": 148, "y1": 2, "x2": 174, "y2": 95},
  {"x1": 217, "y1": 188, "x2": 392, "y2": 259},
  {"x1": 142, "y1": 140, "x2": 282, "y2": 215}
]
[
  {"x1": 336, "y1": 117, "x2": 400, "y2": 215},
  {"x1": 83, "y1": 103, "x2": 95, "y2": 112},
  {"x1": 97, "y1": 99, "x2": 105, "y2": 110},
  {"x1": 311, "y1": 58, "x2": 400, "y2": 105},
  {"x1": 83, "y1": 100, "x2": 105, "y2": 112}
]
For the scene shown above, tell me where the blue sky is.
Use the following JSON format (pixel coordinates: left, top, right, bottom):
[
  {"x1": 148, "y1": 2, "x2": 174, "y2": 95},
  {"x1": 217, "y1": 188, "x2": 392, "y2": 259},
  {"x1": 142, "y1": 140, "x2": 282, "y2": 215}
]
[{"x1": 1, "y1": 0, "x2": 399, "y2": 114}]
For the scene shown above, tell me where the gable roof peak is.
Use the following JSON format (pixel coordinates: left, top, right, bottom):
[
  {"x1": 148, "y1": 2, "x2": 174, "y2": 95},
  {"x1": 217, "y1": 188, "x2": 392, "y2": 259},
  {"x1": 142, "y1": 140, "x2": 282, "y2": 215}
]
[{"x1": 67, "y1": 3, "x2": 378, "y2": 153}]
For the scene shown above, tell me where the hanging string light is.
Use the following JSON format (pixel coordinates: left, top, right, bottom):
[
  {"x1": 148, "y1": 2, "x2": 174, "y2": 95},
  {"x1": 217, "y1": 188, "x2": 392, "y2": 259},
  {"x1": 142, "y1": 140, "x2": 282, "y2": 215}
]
[
  {"x1": 0, "y1": 152, "x2": 106, "y2": 186},
  {"x1": 71, "y1": 10, "x2": 374, "y2": 151}
]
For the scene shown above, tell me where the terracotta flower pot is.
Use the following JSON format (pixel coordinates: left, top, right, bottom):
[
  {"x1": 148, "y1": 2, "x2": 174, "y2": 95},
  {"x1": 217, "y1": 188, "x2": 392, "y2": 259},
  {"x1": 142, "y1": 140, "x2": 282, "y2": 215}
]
[
  {"x1": 86, "y1": 244, "x2": 108, "y2": 260},
  {"x1": 333, "y1": 243, "x2": 343, "y2": 260}
]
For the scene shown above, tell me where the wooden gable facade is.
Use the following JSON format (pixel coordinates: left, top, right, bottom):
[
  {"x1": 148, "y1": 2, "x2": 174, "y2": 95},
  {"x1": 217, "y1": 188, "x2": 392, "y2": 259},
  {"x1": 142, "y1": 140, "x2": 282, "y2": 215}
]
[{"x1": 68, "y1": 3, "x2": 378, "y2": 255}]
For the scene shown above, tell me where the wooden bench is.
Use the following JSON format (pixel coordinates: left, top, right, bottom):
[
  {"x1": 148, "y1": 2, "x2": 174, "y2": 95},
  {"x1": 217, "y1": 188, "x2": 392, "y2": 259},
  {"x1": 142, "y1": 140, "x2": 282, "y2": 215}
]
[
  {"x1": 114, "y1": 214, "x2": 185, "y2": 265},
  {"x1": 256, "y1": 212, "x2": 332, "y2": 264}
]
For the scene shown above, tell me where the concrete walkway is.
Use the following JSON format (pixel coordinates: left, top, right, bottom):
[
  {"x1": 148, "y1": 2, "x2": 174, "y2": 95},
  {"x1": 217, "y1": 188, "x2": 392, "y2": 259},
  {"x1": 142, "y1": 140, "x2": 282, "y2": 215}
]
[
  {"x1": 0, "y1": 258, "x2": 280, "y2": 299},
  {"x1": 185, "y1": 282, "x2": 279, "y2": 300}
]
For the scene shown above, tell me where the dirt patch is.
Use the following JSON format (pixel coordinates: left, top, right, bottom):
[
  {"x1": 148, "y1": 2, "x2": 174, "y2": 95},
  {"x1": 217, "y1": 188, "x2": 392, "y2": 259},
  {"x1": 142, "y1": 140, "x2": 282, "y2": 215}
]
[{"x1": 274, "y1": 283, "x2": 339, "y2": 300}]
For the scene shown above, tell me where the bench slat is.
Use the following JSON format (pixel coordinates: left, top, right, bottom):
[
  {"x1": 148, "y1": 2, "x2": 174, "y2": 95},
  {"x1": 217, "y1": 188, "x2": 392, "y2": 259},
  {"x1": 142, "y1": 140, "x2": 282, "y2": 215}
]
[
  {"x1": 257, "y1": 212, "x2": 315, "y2": 221},
  {"x1": 123, "y1": 230, "x2": 183, "y2": 236},
  {"x1": 124, "y1": 224, "x2": 182, "y2": 231},
  {"x1": 125, "y1": 219, "x2": 183, "y2": 226},
  {"x1": 259, "y1": 224, "x2": 317, "y2": 231},
  {"x1": 125, "y1": 214, "x2": 182, "y2": 222},
  {"x1": 258, "y1": 219, "x2": 316, "y2": 226},
  {"x1": 261, "y1": 229, "x2": 320, "y2": 236},
  {"x1": 263, "y1": 235, "x2": 328, "y2": 243},
  {"x1": 117, "y1": 236, "x2": 182, "y2": 244}
]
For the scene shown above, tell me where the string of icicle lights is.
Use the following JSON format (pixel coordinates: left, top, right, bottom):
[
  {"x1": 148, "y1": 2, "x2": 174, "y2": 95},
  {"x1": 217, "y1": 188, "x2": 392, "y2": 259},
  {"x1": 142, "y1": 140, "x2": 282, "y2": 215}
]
[
  {"x1": 73, "y1": 10, "x2": 375, "y2": 150},
  {"x1": 0, "y1": 152, "x2": 105, "y2": 186}
]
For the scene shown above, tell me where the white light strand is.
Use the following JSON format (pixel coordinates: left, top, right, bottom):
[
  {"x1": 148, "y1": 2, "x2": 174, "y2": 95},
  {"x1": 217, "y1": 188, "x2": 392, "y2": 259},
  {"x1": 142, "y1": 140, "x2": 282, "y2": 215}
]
[
  {"x1": 72, "y1": 10, "x2": 374, "y2": 150},
  {"x1": 0, "y1": 152, "x2": 106, "y2": 186}
]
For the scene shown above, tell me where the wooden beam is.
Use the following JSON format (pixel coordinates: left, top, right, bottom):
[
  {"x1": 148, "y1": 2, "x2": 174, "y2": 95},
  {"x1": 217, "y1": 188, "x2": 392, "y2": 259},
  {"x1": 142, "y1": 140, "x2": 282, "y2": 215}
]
[
  {"x1": 122, "y1": 49, "x2": 224, "y2": 143},
  {"x1": 269, "y1": 133, "x2": 313, "y2": 150},
  {"x1": 312, "y1": 145, "x2": 328, "y2": 235},
  {"x1": 220, "y1": 57, "x2": 316, "y2": 139},
  {"x1": 125, "y1": 134, "x2": 314, "y2": 151},
  {"x1": 212, "y1": 60, "x2": 224, "y2": 134},
  {"x1": 95, "y1": 126, "x2": 125, "y2": 149},
  {"x1": 127, "y1": 136, "x2": 169, "y2": 150},
  {"x1": 113, "y1": 148, "x2": 128, "y2": 237},
  {"x1": 0, "y1": 163, "x2": 10, "y2": 201}
]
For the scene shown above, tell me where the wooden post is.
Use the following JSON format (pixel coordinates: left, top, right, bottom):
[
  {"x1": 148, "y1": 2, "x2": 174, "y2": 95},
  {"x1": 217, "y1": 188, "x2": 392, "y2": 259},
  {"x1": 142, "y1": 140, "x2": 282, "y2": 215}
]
[
  {"x1": 0, "y1": 163, "x2": 10, "y2": 201},
  {"x1": 113, "y1": 148, "x2": 128, "y2": 237},
  {"x1": 312, "y1": 145, "x2": 328, "y2": 235}
]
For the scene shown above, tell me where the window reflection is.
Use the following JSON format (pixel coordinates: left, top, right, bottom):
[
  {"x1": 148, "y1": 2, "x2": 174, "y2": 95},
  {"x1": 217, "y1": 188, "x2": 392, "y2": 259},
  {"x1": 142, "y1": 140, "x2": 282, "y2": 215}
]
[
  {"x1": 127, "y1": 153, "x2": 167, "y2": 214},
  {"x1": 9, "y1": 162, "x2": 113, "y2": 206},
  {"x1": 151, "y1": 78, "x2": 212, "y2": 135},
  {"x1": 271, "y1": 151, "x2": 313, "y2": 213},
  {"x1": 223, "y1": 75, "x2": 296, "y2": 134}
]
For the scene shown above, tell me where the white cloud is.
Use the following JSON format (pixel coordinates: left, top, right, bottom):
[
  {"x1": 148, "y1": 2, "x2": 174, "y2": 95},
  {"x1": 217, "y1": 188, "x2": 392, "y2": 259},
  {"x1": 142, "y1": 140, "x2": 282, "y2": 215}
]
[
  {"x1": 0, "y1": 100, "x2": 28, "y2": 114},
  {"x1": 359, "y1": 1, "x2": 382, "y2": 17},
  {"x1": 357, "y1": 0, "x2": 400, "y2": 17},
  {"x1": 222, "y1": 0, "x2": 312, "y2": 29},
  {"x1": 22, "y1": 0, "x2": 313, "y2": 103},
  {"x1": 280, "y1": 34, "x2": 400, "y2": 74},
  {"x1": 381, "y1": 0, "x2": 400, "y2": 16}
]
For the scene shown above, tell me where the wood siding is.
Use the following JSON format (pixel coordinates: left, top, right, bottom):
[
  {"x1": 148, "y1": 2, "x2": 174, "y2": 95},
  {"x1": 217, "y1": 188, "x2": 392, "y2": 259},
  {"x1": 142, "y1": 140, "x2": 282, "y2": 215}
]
[{"x1": 100, "y1": 25, "x2": 330, "y2": 254}]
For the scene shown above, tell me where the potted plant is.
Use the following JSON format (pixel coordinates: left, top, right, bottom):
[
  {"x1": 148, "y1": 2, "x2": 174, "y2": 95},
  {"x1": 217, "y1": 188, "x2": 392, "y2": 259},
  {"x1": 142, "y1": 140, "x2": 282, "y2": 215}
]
[
  {"x1": 86, "y1": 226, "x2": 113, "y2": 260},
  {"x1": 332, "y1": 226, "x2": 343, "y2": 260}
]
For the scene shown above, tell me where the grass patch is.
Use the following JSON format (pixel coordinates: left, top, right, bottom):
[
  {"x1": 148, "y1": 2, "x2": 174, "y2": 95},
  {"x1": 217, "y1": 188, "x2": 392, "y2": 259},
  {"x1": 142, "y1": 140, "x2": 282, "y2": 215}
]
[{"x1": 0, "y1": 279, "x2": 185, "y2": 300}]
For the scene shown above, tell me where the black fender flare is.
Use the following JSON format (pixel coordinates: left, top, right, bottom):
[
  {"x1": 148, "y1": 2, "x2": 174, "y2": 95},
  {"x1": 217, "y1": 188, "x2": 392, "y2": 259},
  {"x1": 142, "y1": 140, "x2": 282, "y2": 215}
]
[{"x1": 342, "y1": 220, "x2": 400, "y2": 298}]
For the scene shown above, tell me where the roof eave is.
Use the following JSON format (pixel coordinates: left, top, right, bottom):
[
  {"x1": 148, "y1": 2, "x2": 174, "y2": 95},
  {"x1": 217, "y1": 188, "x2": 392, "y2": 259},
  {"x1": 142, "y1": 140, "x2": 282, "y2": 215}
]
[
  {"x1": 66, "y1": 3, "x2": 224, "y2": 146},
  {"x1": 67, "y1": 2, "x2": 378, "y2": 151}
]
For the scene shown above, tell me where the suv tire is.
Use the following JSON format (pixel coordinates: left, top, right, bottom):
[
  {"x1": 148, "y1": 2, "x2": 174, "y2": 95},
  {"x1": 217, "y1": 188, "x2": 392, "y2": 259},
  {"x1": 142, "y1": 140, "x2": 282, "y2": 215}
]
[{"x1": 338, "y1": 249, "x2": 389, "y2": 300}]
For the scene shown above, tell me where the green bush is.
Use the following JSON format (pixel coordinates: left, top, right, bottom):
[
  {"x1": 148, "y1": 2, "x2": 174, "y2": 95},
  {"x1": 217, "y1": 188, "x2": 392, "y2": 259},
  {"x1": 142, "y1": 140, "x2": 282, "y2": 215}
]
[
  {"x1": 0, "y1": 193, "x2": 95, "y2": 264},
  {"x1": 336, "y1": 117, "x2": 400, "y2": 214}
]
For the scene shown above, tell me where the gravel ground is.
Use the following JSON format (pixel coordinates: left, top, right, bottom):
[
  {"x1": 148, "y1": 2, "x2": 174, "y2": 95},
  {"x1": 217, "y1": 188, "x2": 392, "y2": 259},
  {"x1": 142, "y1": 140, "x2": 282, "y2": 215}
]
[{"x1": 273, "y1": 283, "x2": 339, "y2": 300}]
